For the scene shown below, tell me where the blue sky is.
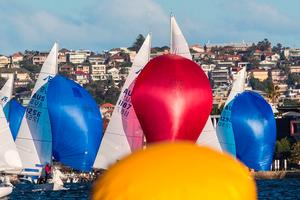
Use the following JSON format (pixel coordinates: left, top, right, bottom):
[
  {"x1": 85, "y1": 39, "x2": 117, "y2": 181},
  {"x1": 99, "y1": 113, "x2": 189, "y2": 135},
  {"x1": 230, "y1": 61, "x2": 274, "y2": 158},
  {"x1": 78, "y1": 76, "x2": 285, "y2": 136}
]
[{"x1": 1, "y1": 0, "x2": 300, "y2": 54}]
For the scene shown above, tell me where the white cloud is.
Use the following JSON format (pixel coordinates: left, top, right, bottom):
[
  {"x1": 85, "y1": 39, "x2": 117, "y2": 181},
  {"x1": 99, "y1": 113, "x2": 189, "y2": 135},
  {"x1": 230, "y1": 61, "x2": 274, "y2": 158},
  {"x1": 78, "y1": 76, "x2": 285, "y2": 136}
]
[{"x1": 0, "y1": 0, "x2": 169, "y2": 54}]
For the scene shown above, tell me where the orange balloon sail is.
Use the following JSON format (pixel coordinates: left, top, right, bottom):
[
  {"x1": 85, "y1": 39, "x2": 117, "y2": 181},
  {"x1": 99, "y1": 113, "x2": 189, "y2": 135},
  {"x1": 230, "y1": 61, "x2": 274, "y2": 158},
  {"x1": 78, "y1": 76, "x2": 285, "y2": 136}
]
[{"x1": 92, "y1": 142, "x2": 257, "y2": 200}]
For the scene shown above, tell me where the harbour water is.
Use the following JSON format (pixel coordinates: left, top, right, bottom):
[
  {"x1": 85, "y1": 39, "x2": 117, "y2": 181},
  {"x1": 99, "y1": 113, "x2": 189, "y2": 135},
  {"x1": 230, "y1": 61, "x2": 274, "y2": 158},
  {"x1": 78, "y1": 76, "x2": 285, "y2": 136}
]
[{"x1": 5, "y1": 178, "x2": 300, "y2": 199}]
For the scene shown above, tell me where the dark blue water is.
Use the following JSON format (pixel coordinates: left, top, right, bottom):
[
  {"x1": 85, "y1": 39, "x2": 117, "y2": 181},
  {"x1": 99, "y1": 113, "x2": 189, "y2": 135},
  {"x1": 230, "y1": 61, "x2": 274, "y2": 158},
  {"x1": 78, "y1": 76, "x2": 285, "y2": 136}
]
[
  {"x1": 5, "y1": 178, "x2": 300, "y2": 199},
  {"x1": 257, "y1": 178, "x2": 300, "y2": 199},
  {"x1": 7, "y1": 183, "x2": 92, "y2": 200}
]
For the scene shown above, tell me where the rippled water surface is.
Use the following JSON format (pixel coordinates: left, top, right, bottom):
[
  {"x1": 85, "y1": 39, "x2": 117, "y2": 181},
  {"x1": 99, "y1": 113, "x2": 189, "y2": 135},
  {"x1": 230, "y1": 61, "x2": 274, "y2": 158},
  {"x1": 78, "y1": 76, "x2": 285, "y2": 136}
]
[
  {"x1": 5, "y1": 178, "x2": 300, "y2": 199},
  {"x1": 257, "y1": 178, "x2": 300, "y2": 199}
]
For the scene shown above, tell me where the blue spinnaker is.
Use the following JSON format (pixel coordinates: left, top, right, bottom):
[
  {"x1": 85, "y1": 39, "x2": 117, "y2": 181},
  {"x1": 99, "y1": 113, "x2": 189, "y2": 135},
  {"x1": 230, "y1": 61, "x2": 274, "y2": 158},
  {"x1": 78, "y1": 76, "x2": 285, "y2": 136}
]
[
  {"x1": 216, "y1": 101, "x2": 236, "y2": 157},
  {"x1": 231, "y1": 91, "x2": 276, "y2": 171},
  {"x1": 47, "y1": 75, "x2": 103, "y2": 171},
  {"x1": 3, "y1": 99, "x2": 26, "y2": 140}
]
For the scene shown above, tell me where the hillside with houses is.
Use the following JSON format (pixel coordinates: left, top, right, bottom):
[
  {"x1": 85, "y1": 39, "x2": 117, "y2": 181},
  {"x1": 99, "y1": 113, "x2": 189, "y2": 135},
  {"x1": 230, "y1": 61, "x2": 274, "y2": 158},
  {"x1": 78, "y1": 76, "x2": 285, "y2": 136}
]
[{"x1": 1, "y1": 37, "x2": 300, "y2": 118}]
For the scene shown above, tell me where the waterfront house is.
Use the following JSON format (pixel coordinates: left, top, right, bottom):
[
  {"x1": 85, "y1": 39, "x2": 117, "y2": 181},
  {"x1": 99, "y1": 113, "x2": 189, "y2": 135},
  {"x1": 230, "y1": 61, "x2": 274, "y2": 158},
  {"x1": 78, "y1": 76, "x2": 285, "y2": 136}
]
[
  {"x1": 0, "y1": 55, "x2": 10, "y2": 68},
  {"x1": 75, "y1": 71, "x2": 90, "y2": 85},
  {"x1": 32, "y1": 52, "x2": 49, "y2": 65}
]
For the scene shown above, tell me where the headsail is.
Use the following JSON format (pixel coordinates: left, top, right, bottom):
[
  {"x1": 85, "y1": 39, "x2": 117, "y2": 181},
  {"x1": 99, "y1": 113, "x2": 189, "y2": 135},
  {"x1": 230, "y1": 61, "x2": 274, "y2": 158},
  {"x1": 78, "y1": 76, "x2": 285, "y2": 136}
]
[
  {"x1": 170, "y1": 16, "x2": 222, "y2": 151},
  {"x1": 225, "y1": 67, "x2": 246, "y2": 106},
  {"x1": 15, "y1": 43, "x2": 58, "y2": 174},
  {"x1": 216, "y1": 67, "x2": 247, "y2": 156},
  {"x1": 93, "y1": 34, "x2": 151, "y2": 169},
  {"x1": 170, "y1": 16, "x2": 192, "y2": 60},
  {"x1": 0, "y1": 75, "x2": 22, "y2": 171},
  {"x1": 0, "y1": 74, "x2": 14, "y2": 109},
  {"x1": 0, "y1": 74, "x2": 25, "y2": 140}
]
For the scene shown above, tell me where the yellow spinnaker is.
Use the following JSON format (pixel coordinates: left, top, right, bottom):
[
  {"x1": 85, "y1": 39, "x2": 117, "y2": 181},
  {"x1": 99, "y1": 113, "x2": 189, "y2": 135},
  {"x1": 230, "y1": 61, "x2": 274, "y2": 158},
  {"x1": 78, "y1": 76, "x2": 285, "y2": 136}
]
[{"x1": 93, "y1": 142, "x2": 256, "y2": 200}]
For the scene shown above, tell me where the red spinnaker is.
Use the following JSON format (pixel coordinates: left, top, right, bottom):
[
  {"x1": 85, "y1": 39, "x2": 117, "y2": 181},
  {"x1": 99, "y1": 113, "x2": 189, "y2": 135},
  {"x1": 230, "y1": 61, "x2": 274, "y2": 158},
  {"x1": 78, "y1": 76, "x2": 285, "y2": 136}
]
[{"x1": 132, "y1": 54, "x2": 212, "y2": 143}]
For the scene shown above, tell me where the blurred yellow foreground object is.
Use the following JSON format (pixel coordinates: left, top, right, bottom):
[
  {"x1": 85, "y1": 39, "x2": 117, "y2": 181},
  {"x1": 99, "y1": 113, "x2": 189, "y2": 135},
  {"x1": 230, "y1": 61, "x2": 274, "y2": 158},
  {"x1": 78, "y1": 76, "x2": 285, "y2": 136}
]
[{"x1": 92, "y1": 142, "x2": 256, "y2": 200}]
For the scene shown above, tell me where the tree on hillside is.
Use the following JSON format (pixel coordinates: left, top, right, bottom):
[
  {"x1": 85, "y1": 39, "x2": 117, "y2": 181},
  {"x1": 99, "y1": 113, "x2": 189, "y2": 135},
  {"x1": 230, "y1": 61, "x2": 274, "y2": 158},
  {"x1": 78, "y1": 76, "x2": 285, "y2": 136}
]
[
  {"x1": 289, "y1": 142, "x2": 300, "y2": 166},
  {"x1": 104, "y1": 86, "x2": 120, "y2": 104},
  {"x1": 84, "y1": 80, "x2": 109, "y2": 104},
  {"x1": 266, "y1": 83, "x2": 280, "y2": 104},
  {"x1": 272, "y1": 43, "x2": 282, "y2": 54},
  {"x1": 275, "y1": 137, "x2": 291, "y2": 159},
  {"x1": 249, "y1": 77, "x2": 266, "y2": 91},
  {"x1": 283, "y1": 99, "x2": 300, "y2": 106},
  {"x1": 257, "y1": 38, "x2": 271, "y2": 51},
  {"x1": 20, "y1": 60, "x2": 41, "y2": 74},
  {"x1": 287, "y1": 73, "x2": 300, "y2": 86},
  {"x1": 129, "y1": 34, "x2": 145, "y2": 52}
]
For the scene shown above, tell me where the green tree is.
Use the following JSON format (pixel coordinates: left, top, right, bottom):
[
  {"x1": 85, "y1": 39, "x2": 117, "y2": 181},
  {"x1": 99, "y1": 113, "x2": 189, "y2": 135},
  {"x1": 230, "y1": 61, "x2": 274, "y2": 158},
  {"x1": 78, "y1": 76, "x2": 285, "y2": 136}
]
[
  {"x1": 257, "y1": 38, "x2": 271, "y2": 51},
  {"x1": 289, "y1": 142, "x2": 300, "y2": 165},
  {"x1": 104, "y1": 86, "x2": 120, "y2": 104},
  {"x1": 266, "y1": 83, "x2": 280, "y2": 104},
  {"x1": 283, "y1": 99, "x2": 300, "y2": 106},
  {"x1": 129, "y1": 34, "x2": 145, "y2": 52},
  {"x1": 275, "y1": 138, "x2": 291, "y2": 159},
  {"x1": 272, "y1": 43, "x2": 282, "y2": 54},
  {"x1": 287, "y1": 73, "x2": 300, "y2": 86},
  {"x1": 211, "y1": 103, "x2": 224, "y2": 115},
  {"x1": 84, "y1": 80, "x2": 110, "y2": 104},
  {"x1": 249, "y1": 76, "x2": 265, "y2": 91},
  {"x1": 20, "y1": 60, "x2": 41, "y2": 74}
]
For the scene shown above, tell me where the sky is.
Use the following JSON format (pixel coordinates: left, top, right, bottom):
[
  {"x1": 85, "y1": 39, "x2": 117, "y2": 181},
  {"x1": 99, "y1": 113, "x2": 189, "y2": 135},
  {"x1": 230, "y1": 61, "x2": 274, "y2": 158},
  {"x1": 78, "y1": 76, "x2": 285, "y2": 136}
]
[{"x1": 1, "y1": 0, "x2": 300, "y2": 55}]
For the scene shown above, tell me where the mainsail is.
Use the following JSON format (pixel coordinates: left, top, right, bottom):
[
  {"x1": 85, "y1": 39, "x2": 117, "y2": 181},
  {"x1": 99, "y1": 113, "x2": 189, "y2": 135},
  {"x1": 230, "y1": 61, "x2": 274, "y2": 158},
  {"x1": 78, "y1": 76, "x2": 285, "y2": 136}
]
[
  {"x1": 15, "y1": 43, "x2": 58, "y2": 174},
  {"x1": 0, "y1": 76, "x2": 23, "y2": 171},
  {"x1": 170, "y1": 16, "x2": 222, "y2": 151},
  {"x1": 93, "y1": 34, "x2": 151, "y2": 169}
]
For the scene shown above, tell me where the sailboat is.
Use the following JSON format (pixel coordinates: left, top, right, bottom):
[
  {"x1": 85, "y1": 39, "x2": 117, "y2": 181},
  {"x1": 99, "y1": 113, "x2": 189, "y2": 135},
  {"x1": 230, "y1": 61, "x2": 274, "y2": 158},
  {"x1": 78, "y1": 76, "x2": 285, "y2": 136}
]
[
  {"x1": 15, "y1": 42, "x2": 58, "y2": 178},
  {"x1": 216, "y1": 67, "x2": 246, "y2": 156},
  {"x1": 0, "y1": 76, "x2": 23, "y2": 197},
  {"x1": 169, "y1": 16, "x2": 223, "y2": 151},
  {"x1": 0, "y1": 74, "x2": 25, "y2": 140},
  {"x1": 93, "y1": 34, "x2": 151, "y2": 169}
]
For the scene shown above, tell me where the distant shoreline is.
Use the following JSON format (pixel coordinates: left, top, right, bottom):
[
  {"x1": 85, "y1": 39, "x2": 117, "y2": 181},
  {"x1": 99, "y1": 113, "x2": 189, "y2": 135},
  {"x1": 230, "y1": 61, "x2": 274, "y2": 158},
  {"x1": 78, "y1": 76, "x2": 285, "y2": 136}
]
[{"x1": 252, "y1": 170, "x2": 300, "y2": 180}]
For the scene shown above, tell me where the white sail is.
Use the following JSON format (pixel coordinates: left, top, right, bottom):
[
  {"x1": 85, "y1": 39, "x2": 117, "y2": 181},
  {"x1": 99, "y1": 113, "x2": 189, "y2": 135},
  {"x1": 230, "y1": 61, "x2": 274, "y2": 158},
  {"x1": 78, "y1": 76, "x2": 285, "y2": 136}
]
[
  {"x1": 170, "y1": 16, "x2": 192, "y2": 60},
  {"x1": 0, "y1": 77, "x2": 22, "y2": 172},
  {"x1": 224, "y1": 67, "x2": 246, "y2": 106},
  {"x1": 93, "y1": 34, "x2": 151, "y2": 169},
  {"x1": 170, "y1": 16, "x2": 222, "y2": 152},
  {"x1": 15, "y1": 43, "x2": 58, "y2": 175},
  {"x1": 0, "y1": 74, "x2": 14, "y2": 108},
  {"x1": 196, "y1": 117, "x2": 222, "y2": 151}
]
